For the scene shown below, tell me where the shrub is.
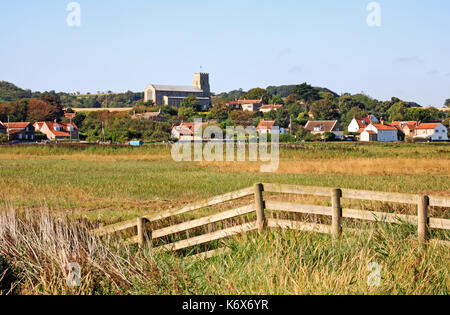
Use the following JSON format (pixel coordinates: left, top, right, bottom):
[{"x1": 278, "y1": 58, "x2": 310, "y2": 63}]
[{"x1": 0, "y1": 133, "x2": 7, "y2": 144}]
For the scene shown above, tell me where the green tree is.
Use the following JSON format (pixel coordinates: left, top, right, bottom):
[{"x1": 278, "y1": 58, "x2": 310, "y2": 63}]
[
  {"x1": 341, "y1": 106, "x2": 367, "y2": 128},
  {"x1": 209, "y1": 101, "x2": 232, "y2": 121},
  {"x1": 244, "y1": 88, "x2": 271, "y2": 104},
  {"x1": 310, "y1": 93, "x2": 339, "y2": 120},
  {"x1": 178, "y1": 106, "x2": 197, "y2": 120},
  {"x1": 275, "y1": 109, "x2": 290, "y2": 128},
  {"x1": 287, "y1": 103, "x2": 303, "y2": 119},
  {"x1": 387, "y1": 100, "x2": 410, "y2": 121},
  {"x1": 285, "y1": 93, "x2": 299, "y2": 105},
  {"x1": 445, "y1": 99, "x2": 450, "y2": 108},
  {"x1": 291, "y1": 83, "x2": 320, "y2": 109},
  {"x1": 180, "y1": 95, "x2": 201, "y2": 112},
  {"x1": 270, "y1": 95, "x2": 284, "y2": 105}
]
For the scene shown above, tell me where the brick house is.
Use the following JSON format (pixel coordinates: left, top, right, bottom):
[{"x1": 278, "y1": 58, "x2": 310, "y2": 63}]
[{"x1": 34, "y1": 121, "x2": 79, "y2": 141}]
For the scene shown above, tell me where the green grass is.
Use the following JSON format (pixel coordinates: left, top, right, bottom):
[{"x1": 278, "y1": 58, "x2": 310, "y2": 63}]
[{"x1": 0, "y1": 143, "x2": 449, "y2": 223}]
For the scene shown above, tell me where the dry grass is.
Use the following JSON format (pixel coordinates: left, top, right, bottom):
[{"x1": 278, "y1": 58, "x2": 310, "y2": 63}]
[{"x1": 200, "y1": 157, "x2": 450, "y2": 177}]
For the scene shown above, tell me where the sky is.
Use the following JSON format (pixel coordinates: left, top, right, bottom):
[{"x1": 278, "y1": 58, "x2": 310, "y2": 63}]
[{"x1": 0, "y1": 0, "x2": 449, "y2": 107}]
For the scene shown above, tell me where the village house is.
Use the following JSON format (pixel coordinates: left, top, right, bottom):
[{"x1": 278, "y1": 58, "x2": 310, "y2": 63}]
[
  {"x1": 227, "y1": 98, "x2": 264, "y2": 112},
  {"x1": 258, "y1": 104, "x2": 283, "y2": 113},
  {"x1": 1, "y1": 122, "x2": 35, "y2": 141},
  {"x1": 171, "y1": 122, "x2": 208, "y2": 141},
  {"x1": 347, "y1": 115, "x2": 379, "y2": 133},
  {"x1": 391, "y1": 121, "x2": 448, "y2": 141},
  {"x1": 305, "y1": 120, "x2": 344, "y2": 139},
  {"x1": 391, "y1": 121, "x2": 418, "y2": 138},
  {"x1": 256, "y1": 120, "x2": 277, "y2": 134},
  {"x1": 34, "y1": 121, "x2": 79, "y2": 141},
  {"x1": 414, "y1": 123, "x2": 448, "y2": 141},
  {"x1": 256, "y1": 120, "x2": 289, "y2": 135},
  {"x1": 360, "y1": 121, "x2": 398, "y2": 142}
]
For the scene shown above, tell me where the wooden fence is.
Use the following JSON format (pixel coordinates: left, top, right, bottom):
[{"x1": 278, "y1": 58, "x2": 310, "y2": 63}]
[{"x1": 93, "y1": 183, "x2": 450, "y2": 258}]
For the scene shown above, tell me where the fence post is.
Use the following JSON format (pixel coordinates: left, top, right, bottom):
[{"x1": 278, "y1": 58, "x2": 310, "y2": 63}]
[
  {"x1": 254, "y1": 183, "x2": 266, "y2": 232},
  {"x1": 137, "y1": 217, "x2": 150, "y2": 249},
  {"x1": 417, "y1": 195, "x2": 429, "y2": 247},
  {"x1": 331, "y1": 188, "x2": 342, "y2": 238}
]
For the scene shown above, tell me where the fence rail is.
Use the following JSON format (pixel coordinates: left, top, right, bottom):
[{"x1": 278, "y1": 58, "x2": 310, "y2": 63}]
[{"x1": 94, "y1": 183, "x2": 450, "y2": 257}]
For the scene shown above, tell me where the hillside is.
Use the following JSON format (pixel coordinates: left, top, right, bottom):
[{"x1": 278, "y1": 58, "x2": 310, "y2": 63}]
[
  {"x1": 0, "y1": 81, "x2": 143, "y2": 108},
  {"x1": 0, "y1": 81, "x2": 33, "y2": 102}
]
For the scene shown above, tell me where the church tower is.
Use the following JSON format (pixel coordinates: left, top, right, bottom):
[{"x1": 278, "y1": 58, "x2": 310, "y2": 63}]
[{"x1": 193, "y1": 73, "x2": 210, "y2": 96}]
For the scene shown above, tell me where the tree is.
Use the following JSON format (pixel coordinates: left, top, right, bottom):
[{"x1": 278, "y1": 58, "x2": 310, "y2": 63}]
[
  {"x1": 445, "y1": 99, "x2": 450, "y2": 108},
  {"x1": 244, "y1": 88, "x2": 271, "y2": 104},
  {"x1": 209, "y1": 101, "x2": 232, "y2": 121},
  {"x1": 310, "y1": 93, "x2": 339, "y2": 120},
  {"x1": 285, "y1": 93, "x2": 299, "y2": 105},
  {"x1": 270, "y1": 95, "x2": 284, "y2": 105},
  {"x1": 178, "y1": 106, "x2": 197, "y2": 120},
  {"x1": 26, "y1": 98, "x2": 60, "y2": 122},
  {"x1": 387, "y1": 100, "x2": 409, "y2": 121},
  {"x1": 180, "y1": 95, "x2": 201, "y2": 112},
  {"x1": 229, "y1": 110, "x2": 253, "y2": 127},
  {"x1": 341, "y1": 106, "x2": 367, "y2": 128},
  {"x1": 287, "y1": 103, "x2": 303, "y2": 119},
  {"x1": 275, "y1": 109, "x2": 290, "y2": 128},
  {"x1": 291, "y1": 83, "x2": 320, "y2": 109}
]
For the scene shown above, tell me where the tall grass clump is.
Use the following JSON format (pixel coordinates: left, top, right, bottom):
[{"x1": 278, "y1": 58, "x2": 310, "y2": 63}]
[{"x1": 0, "y1": 209, "x2": 195, "y2": 295}]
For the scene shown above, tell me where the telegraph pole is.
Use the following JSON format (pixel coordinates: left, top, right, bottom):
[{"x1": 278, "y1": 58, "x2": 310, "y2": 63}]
[
  {"x1": 101, "y1": 121, "x2": 105, "y2": 143},
  {"x1": 290, "y1": 115, "x2": 293, "y2": 136},
  {"x1": 70, "y1": 117, "x2": 73, "y2": 143},
  {"x1": 7, "y1": 115, "x2": 10, "y2": 142}
]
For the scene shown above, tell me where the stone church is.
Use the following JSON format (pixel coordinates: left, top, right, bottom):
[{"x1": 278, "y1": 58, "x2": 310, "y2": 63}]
[{"x1": 144, "y1": 73, "x2": 211, "y2": 110}]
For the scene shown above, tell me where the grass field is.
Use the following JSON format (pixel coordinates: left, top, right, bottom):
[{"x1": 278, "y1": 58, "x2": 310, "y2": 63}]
[{"x1": 0, "y1": 143, "x2": 449, "y2": 294}]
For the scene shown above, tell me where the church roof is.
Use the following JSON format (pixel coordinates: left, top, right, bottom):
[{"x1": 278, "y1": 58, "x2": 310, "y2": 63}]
[{"x1": 152, "y1": 85, "x2": 203, "y2": 93}]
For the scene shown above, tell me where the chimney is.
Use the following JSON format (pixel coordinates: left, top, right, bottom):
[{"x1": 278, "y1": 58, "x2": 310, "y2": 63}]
[{"x1": 380, "y1": 117, "x2": 384, "y2": 125}]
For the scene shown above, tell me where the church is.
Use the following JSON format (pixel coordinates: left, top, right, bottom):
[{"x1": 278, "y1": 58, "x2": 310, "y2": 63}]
[{"x1": 144, "y1": 73, "x2": 211, "y2": 110}]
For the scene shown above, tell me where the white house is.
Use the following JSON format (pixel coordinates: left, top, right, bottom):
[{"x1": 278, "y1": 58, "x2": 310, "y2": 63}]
[
  {"x1": 259, "y1": 104, "x2": 283, "y2": 113},
  {"x1": 171, "y1": 122, "x2": 207, "y2": 141},
  {"x1": 360, "y1": 123, "x2": 398, "y2": 142},
  {"x1": 414, "y1": 123, "x2": 448, "y2": 141},
  {"x1": 348, "y1": 115, "x2": 379, "y2": 133}
]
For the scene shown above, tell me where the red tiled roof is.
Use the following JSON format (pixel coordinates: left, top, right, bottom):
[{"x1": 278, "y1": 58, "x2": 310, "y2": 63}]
[
  {"x1": 257, "y1": 120, "x2": 276, "y2": 130},
  {"x1": 43, "y1": 121, "x2": 78, "y2": 137},
  {"x1": 371, "y1": 123, "x2": 397, "y2": 131},
  {"x1": 3, "y1": 122, "x2": 32, "y2": 129},
  {"x1": 415, "y1": 123, "x2": 441, "y2": 130},
  {"x1": 228, "y1": 98, "x2": 263, "y2": 105},
  {"x1": 355, "y1": 117, "x2": 371, "y2": 128}
]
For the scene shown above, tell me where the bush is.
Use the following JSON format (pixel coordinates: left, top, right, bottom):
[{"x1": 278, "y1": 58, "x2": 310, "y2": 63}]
[
  {"x1": 279, "y1": 134, "x2": 296, "y2": 143},
  {"x1": 324, "y1": 132, "x2": 336, "y2": 142},
  {"x1": 0, "y1": 133, "x2": 7, "y2": 144}
]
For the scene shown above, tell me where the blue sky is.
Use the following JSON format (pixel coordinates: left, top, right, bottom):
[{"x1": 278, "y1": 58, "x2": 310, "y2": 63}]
[{"x1": 0, "y1": 0, "x2": 449, "y2": 106}]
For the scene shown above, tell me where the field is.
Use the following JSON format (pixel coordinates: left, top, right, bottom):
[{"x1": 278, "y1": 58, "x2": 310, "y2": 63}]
[{"x1": 0, "y1": 143, "x2": 449, "y2": 295}]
